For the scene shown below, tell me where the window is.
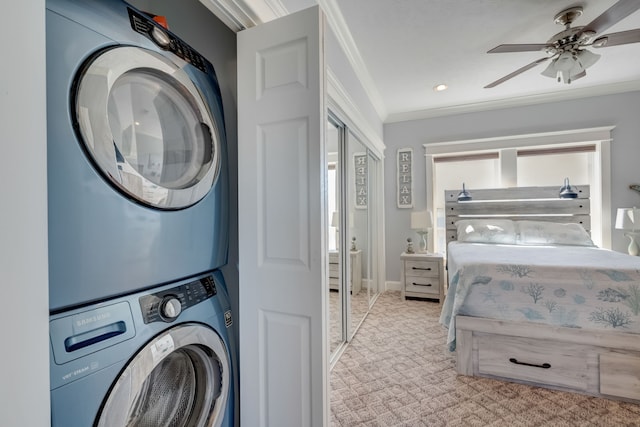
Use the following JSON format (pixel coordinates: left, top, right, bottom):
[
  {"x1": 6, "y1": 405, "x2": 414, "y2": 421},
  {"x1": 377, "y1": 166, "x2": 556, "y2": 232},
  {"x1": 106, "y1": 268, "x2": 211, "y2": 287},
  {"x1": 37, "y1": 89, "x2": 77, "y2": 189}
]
[{"x1": 424, "y1": 128, "x2": 613, "y2": 253}]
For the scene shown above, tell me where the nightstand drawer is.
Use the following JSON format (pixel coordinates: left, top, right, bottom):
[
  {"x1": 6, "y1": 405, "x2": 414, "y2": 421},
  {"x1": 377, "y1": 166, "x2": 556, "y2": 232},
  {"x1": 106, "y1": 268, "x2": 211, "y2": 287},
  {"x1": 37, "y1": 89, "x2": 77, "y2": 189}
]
[
  {"x1": 329, "y1": 263, "x2": 339, "y2": 277},
  {"x1": 405, "y1": 276, "x2": 440, "y2": 295},
  {"x1": 404, "y1": 260, "x2": 439, "y2": 278}
]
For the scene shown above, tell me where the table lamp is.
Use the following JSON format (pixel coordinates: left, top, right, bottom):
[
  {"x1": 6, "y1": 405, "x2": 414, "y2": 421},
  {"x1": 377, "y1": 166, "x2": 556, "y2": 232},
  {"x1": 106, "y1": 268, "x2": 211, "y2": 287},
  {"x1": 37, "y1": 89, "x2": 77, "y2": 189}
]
[
  {"x1": 615, "y1": 207, "x2": 640, "y2": 256},
  {"x1": 410, "y1": 210, "x2": 433, "y2": 253}
]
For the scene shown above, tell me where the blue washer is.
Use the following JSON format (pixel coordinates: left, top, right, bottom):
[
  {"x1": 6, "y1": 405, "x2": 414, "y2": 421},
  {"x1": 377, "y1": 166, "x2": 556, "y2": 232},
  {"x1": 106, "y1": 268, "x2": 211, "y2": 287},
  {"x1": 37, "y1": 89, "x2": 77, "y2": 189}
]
[
  {"x1": 47, "y1": 0, "x2": 229, "y2": 311},
  {"x1": 49, "y1": 270, "x2": 237, "y2": 426}
]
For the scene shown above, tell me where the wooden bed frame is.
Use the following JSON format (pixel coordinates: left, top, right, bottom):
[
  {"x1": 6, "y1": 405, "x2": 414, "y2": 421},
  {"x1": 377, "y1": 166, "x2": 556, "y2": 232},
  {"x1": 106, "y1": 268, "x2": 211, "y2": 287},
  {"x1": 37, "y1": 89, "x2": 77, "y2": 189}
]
[{"x1": 444, "y1": 185, "x2": 640, "y2": 403}]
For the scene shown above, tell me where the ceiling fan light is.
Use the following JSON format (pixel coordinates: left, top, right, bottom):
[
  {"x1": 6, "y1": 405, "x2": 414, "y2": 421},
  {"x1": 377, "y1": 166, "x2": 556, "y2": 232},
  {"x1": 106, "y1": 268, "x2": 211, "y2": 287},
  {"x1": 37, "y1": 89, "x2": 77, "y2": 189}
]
[
  {"x1": 541, "y1": 61, "x2": 559, "y2": 78},
  {"x1": 569, "y1": 59, "x2": 585, "y2": 79},
  {"x1": 576, "y1": 49, "x2": 601, "y2": 69},
  {"x1": 555, "y1": 51, "x2": 575, "y2": 71}
]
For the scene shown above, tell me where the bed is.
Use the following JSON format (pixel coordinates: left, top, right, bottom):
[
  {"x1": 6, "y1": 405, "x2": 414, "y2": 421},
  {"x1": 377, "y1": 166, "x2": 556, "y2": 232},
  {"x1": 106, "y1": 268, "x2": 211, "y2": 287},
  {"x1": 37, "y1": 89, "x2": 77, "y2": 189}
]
[{"x1": 440, "y1": 185, "x2": 640, "y2": 403}]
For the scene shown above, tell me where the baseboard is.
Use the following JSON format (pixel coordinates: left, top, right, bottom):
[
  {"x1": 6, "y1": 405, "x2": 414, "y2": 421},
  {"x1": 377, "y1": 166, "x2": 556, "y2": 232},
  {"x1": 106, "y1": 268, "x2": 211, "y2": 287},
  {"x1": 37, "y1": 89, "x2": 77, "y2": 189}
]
[{"x1": 385, "y1": 281, "x2": 402, "y2": 291}]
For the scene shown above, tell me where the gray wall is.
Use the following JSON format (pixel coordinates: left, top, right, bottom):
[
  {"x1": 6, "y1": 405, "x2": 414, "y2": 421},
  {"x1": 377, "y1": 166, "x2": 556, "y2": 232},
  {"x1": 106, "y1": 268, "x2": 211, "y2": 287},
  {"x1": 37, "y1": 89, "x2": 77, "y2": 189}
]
[
  {"x1": 2, "y1": 1, "x2": 49, "y2": 425},
  {"x1": 383, "y1": 90, "x2": 640, "y2": 282},
  {"x1": 130, "y1": 0, "x2": 240, "y2": 341}
]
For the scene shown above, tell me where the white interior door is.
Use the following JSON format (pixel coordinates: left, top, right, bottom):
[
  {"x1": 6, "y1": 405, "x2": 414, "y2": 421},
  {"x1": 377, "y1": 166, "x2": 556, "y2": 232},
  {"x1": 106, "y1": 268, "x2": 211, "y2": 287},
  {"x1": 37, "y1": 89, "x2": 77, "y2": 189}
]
[{"x1": 237, "y1": 6, "x2": 327, "y2": 427}]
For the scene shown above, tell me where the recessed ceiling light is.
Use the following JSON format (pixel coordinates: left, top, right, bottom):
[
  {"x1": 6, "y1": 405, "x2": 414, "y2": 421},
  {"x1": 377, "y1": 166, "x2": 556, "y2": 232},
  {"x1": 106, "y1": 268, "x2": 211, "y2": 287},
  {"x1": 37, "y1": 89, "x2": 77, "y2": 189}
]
[{"x1": 433, "y1": 83, "x2": 448, "y2": 92}]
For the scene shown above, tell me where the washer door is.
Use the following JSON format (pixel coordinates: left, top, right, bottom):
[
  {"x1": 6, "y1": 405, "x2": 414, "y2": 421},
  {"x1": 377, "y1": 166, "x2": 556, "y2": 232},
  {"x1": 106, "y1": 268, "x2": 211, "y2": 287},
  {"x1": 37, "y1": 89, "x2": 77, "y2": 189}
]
[
  {"x1": 75, "y1": 46, "x2": 220, "y2": 210},
  {"x1": 96, "y1": 324, "x2": 230, "y2": 427}
]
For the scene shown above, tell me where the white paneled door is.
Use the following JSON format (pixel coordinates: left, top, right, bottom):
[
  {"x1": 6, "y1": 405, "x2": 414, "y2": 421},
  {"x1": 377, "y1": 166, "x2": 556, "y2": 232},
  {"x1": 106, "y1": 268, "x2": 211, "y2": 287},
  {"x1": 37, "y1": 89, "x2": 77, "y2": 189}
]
[{"x1": 237, "y1": 6, "x2": 327, "y2": 427}]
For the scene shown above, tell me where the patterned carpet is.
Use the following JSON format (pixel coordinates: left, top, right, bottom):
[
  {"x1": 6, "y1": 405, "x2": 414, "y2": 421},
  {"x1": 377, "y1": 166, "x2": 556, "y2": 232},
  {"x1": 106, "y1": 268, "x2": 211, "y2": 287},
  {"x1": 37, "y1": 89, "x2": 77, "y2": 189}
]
[
  {"x1": 330, "y1": 291, "x2": 640, "y2": 426},
  {"x1": 330, "y1": 289, "x2": 371, "y2": 354}
]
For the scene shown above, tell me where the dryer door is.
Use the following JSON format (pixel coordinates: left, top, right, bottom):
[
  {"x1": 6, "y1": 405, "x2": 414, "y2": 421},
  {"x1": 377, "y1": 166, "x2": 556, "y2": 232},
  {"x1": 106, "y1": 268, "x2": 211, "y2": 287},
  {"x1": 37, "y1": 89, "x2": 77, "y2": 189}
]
[
  {"x1": 74, "y1": 46, "x2": 221, "y2": 210},
  {"x1": 96, "y1": 323, "x2": 230, "y2": 427}
]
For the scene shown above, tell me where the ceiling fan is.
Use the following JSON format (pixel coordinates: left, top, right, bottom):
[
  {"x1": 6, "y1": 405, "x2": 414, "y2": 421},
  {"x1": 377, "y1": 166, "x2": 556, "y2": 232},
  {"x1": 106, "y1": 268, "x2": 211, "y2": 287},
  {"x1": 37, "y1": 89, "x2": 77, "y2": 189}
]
[{"x1": 485, "y1": 0, "x2": 640, "y2": 88}]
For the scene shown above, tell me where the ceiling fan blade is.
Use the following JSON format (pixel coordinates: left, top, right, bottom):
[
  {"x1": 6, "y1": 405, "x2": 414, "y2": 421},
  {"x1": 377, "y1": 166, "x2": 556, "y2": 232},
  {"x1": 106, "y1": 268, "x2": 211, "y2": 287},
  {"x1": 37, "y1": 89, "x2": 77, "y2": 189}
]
[
  {"x1": 592, "y1": 28, "x2": 640, "y2": 47},
  {"x1": 487, "y1": 44, "x2": 550, "y2": 53},
  {"x1": 583, "y1": 0, "x2": 640, "y2": 35},
  {"x1": 484, "y1": 57, "x2": 550, "y2": 88}
]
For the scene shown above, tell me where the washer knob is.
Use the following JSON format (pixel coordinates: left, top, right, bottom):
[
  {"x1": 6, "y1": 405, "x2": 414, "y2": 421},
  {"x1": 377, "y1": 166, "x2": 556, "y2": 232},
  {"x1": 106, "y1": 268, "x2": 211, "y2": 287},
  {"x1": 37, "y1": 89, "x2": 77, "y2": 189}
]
[
  {"x1": 151, "y1": 26, "x2": 171, "y2": 48},
  {"x1": 161, "y1": 297, "x2": 182, "y2": 320}
]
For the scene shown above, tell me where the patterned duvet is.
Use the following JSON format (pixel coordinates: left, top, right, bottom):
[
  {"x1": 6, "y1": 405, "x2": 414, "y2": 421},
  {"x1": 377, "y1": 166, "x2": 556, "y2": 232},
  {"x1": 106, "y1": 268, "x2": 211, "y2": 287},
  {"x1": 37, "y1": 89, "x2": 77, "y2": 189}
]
[{"x1": 439, "y1": 242, "x2": 640, "y2": 351}]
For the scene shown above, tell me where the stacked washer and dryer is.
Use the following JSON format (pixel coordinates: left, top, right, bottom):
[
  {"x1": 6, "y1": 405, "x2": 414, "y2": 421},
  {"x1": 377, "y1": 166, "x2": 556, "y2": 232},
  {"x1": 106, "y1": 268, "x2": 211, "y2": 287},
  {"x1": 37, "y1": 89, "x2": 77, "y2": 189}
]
[{"x1": 46, "y1": 0, "x2": 236, "y2": 425}]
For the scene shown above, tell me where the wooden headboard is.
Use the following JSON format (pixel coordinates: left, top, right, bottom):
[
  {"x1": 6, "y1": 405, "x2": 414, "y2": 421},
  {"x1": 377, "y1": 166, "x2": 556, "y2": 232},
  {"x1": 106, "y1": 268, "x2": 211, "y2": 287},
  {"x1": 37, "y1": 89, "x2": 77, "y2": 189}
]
[{"x1": 444, "y1": 185, "x2": 591, "y2": 245}]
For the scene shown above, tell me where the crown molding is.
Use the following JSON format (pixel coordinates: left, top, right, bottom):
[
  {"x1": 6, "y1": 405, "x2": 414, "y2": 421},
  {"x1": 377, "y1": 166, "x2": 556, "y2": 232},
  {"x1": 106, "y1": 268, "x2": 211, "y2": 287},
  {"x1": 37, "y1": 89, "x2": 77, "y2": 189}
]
[
  {"x1": 327, "y1": 68, "x2": 385, "y2": 158},
  {"x1": 198, "y1": 0, "x2": 260, "y2": 31},
  {"x1": 318, "y1": 0, "x2": 387, "y2": 122},
  {"x1": 386, "y1": 80, "x2": 640, "y2": 124},
  {"x1": 201, "y1": 0, "x2": 388, "y2": 124},
  {"x1": 198, "y1": 0, "x2": 287, "y2": 31}
]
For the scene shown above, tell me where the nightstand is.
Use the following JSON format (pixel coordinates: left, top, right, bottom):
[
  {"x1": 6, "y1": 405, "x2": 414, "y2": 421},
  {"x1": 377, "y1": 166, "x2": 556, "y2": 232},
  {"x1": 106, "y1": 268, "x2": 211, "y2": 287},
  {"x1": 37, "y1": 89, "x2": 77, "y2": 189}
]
[
  {"x1": 329, "y1": 250, "x2": 362, "y2": 294},
  {"x1": 400, "y1": 252, "x2": 444, "y2": 302}
]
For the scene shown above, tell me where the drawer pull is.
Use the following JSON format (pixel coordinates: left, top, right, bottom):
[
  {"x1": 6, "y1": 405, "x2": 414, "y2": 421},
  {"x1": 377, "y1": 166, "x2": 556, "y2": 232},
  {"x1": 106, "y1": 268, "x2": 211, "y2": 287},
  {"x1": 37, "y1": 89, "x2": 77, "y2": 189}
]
[
  {"x1": 412, "y1": 267, "x2": 432, "y2": 271},
  {"x1": 412, "y1": 282, "x2": 432, "y2": 287},
  {"x1": 509, "y1": 358, "x2": 551, "y2": 369}
]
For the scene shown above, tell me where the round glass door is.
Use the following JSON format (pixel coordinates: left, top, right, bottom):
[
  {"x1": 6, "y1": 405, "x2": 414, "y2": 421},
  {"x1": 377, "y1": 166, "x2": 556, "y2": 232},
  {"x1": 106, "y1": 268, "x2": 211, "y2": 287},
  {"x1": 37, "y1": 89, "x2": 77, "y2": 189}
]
[
  {"x1": 96, "y1": 324, "x2": 230, "y2": 427},
  {"x1": 75, "y1": 46, "x2": 221, "y2": 210}
]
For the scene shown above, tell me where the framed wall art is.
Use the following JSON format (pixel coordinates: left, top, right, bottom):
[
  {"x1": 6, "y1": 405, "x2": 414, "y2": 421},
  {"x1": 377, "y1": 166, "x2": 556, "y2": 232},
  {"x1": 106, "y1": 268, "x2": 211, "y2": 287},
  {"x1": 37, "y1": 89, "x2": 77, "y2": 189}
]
[
  {"x1": 397, "y1": 148, "x2": 413, "y2": 208},
  {"x1": 354, "y1": 152, "x2": 368, "y2": 209}
]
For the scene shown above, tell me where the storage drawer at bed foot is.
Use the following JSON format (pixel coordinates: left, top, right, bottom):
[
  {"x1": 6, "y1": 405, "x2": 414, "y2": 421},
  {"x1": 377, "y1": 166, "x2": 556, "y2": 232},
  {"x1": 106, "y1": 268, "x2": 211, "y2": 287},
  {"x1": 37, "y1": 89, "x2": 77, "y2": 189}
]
[
  {"x1": 600, "y1": 352, "x2": 640, "y2": 400},
  {"x1": 477, "y1": 334, "x2": 590, "y2": 391}
]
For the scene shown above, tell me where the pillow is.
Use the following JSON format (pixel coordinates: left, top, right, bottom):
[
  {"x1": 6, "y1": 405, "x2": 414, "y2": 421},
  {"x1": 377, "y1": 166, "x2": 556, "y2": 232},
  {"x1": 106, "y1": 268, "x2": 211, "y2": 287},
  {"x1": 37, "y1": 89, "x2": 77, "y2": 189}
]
[
  {"x1": 516, "y1": 220, "x2": 595, "y2": 246},
  {"x1": 455, "y1": 219, "x2": 517, "y2": 244}
]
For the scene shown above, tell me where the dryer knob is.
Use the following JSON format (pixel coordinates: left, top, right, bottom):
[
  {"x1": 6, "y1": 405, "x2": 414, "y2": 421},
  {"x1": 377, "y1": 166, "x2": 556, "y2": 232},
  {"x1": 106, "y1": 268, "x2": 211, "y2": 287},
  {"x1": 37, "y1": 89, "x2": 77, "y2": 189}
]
[
  {"x1": 161, "y1": 297, "x2": 182, "y2": 320},
  {"x1": 151, "y1": 26, "x2": 171, "y2": 48}
]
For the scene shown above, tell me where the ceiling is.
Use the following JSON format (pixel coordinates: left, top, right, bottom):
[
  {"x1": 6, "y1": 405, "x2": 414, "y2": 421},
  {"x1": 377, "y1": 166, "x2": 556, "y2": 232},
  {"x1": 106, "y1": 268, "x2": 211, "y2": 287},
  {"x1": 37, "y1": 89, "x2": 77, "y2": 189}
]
[{"x1": 210, "y1": 0, "x2": 640, "y2": 122}]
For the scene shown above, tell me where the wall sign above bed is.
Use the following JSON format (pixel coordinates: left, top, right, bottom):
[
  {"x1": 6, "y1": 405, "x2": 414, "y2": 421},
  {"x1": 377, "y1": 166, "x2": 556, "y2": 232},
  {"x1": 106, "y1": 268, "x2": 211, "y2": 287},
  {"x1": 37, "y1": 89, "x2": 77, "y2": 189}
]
[{"x1": 397, "y1": 148, "x2": 413, "y2": 208}]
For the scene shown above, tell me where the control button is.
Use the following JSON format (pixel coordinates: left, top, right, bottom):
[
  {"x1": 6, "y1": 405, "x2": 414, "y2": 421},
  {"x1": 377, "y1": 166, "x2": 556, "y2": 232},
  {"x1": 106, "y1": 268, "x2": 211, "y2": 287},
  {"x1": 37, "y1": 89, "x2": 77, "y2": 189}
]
[
  {"x1": 151, "y1": 26, "x2": 171, "y2": 48},
  {"x1": 160, "y1": 297, "x2": 182, "y2": 320}
]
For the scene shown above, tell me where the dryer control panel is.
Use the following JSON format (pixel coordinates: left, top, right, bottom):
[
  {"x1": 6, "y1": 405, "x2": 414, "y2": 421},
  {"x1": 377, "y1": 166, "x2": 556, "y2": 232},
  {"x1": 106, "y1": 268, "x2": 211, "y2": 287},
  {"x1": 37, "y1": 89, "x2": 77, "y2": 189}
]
[
  {"x1": 139, "y1": 275, "x2": 217, "y2": 324},
  {"x1": 127, "y1": 7, "x2": 208, "y2": 73}
]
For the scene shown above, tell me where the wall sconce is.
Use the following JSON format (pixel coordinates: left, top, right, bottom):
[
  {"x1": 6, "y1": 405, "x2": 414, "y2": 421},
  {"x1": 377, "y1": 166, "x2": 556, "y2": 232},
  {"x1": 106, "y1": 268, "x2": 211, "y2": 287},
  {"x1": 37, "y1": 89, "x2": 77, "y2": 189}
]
[
  {"x1": 457, "y1": 183, "x2": 472, "y2": 201},
  {"x1": 410, "y1": 210, "x2": 433, "y2": 253},
  {"x1": 559, "y1": 177, "x2": 578, "y2": 199},
  {"x1": 615, "y1": 207, "x2": 640, "y2": 256}
]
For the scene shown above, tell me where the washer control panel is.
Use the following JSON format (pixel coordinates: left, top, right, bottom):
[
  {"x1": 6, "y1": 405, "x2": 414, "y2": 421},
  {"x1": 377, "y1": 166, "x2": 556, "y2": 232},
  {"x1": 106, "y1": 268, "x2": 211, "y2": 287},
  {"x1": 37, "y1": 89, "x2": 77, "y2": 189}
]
[
  {"x1": 139, "y1": 275, "x2": 217, "y2": 324},
  {"x1": 127, "y1": 7, "x2": 207, "y2": 73}
]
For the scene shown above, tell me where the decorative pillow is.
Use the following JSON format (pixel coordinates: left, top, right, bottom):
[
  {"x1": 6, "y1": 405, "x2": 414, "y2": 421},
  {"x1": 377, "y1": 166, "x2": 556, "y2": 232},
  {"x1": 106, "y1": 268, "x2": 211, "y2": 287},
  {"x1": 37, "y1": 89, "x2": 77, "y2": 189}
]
[
  {"x1": 516, "y1": 220, "x2": 595, "y2": 246},
  {"x1": 455, "y1": 219, "x2": 517, "y2": 244}
]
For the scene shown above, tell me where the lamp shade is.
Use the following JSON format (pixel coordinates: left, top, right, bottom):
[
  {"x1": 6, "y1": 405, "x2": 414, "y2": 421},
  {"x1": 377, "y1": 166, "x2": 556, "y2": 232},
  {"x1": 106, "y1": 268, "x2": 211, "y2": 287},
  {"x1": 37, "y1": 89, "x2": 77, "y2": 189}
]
[
  {"x1": 541, "y1": 50, "x2": 600, "y2": 84},
  {"x1": 331, "y1": 211, "x2": 339, "y2": 228},
  {"x1": 410, "y1": 210, "x2": 433, "y2": 230},
  {"x1": 616, "y1": 208, "x2": 639, "y2": 231}
]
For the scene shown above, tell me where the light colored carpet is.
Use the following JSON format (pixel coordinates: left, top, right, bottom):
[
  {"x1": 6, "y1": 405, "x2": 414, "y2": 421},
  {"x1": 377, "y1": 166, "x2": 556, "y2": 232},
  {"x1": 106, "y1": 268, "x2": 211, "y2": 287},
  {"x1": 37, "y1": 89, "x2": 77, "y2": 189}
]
[
  {"x1": 330, "y1": 288, "x2": 371, "y2": 354},
  {"x1": 330, "y1": 291, "x2": 640, "y2": 426}
]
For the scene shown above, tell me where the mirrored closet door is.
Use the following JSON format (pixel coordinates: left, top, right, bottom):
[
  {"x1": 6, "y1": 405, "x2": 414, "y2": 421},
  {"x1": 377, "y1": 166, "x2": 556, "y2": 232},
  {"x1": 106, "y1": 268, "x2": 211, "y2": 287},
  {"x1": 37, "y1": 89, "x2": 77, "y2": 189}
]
[
  {"x1": 347, "y1": 135, "x2": 370, "y2": 336},
  {"x1": 327, "y1": 114, "x2": 381, "y2": 362},
  {"x1": 327, "y1": 117, "x2": 344, "y2": 356}
]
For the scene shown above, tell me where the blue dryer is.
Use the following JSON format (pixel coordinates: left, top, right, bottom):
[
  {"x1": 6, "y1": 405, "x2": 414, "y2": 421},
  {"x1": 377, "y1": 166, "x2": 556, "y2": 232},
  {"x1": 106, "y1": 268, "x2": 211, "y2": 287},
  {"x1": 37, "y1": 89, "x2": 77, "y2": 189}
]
[
  {"x1": 50, "y1": 270, "x2": 237, "y2": 426},
  {"x1": 47, "y1": 0, "x2": 229, "y2": 311}
]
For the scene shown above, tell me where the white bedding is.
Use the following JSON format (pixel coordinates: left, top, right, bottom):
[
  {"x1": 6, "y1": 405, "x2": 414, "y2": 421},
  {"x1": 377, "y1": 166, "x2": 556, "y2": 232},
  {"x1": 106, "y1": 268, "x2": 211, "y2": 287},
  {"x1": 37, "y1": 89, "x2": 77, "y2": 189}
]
[{"x1": 440, "y1": 242, "x2": 640, "y2": 351}]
